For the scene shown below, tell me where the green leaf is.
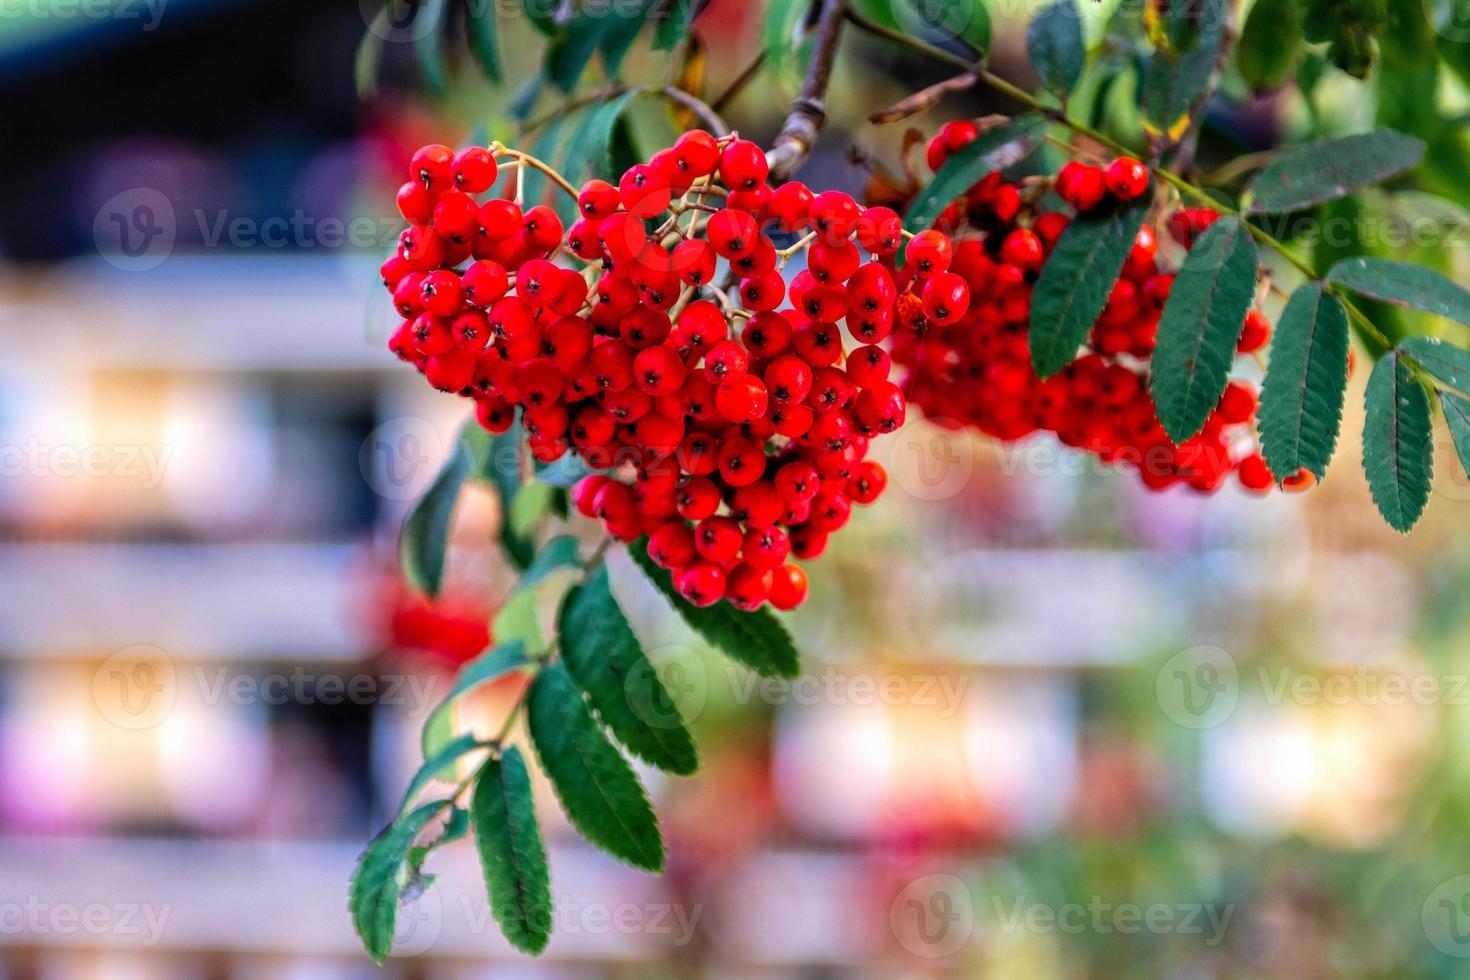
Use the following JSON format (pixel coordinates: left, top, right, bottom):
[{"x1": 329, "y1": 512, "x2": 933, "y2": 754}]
[
  {"x1": 493, "y1": 589, "x2": 545, "y2": 650},
  {"x1": 520, "y1": 117, "x2": 570, "y2": 213},
  {"x1": 523, "y1": 0, "x2": 558, "y2": 36},
  {"x1": 900, "y1": 0, "x2": 991, "y2": 57},
  {"x1": 627, "y1": 541, "x2": 799, "y2": 678},
  {"x1": 1151, "y1": 216, "x2": 1260, "y2": 444},
  {"x1": 1236, "y1": 0, "x2": 1301, "y2": 89},
  {"x1": 559, "y1": 564, "x2": 699, "y2": 775},
  {"x1": 1247, "y1": 130, "x2": 1425, "y2": 214},
  {"x1": 398, "y1": 732, "x2": 483, "y2": 815},
  {"x1": 600, "y1": 0, "x2": 656, "y2": 78},
  {"x1": 519, "y1": 535, "x2": 583, "y2": 590},
  {"x1": 764, "y1": 0, "x2": 809, "y2": 85},
  {"x1": 413, "y1": 0, "x2": 449, "y2": 98},
  {"x1": 1401, "y1": 335, "x2": 1470, "y2": 394},
  {"x1": 471, "y1": 747, "x2": 552, "y2": 955},
  {"x1": 464, "y1": 0, "x2": 502, "y2": 83},
  {"x1": 903, "y1": 115, "x2": 1046, "y2": 235},
  {"x1": 655, "y1": 0, "x2": 701, "y2": 49},
  {"x1": 406, "y1": 805, "x2": 469, "y2": 882},
  {"x1": 1028, "y1": 196, "x2": 1150, "y2": 378},
  {"x1": 547, "y1": 10, "x2": 618, "y2": 91},
  {"x1": 421, "y1": 642, "x2": 529, "y2": 762},
  {"x1": 1027, "y1": 0, "x2": 1085, "y2": 98},
  {"x1": 399, "y1": 430, "x2": 472, "y2": 597},
  {"x1": 349, "y1": 801, "x2": 446, "y2": 964},
  {"x1": 1141, "y1": 2, "x2": 1225, "y2": 144},
  {"x1": 1440, "y1": 390, "x2": 1470, "y2": 483},
  {"x1": 1258, "y1": 283, "x2": 1350, "y2": 481},
  {"x1": 1329, "y1": 257, "x2": 1470, "y2": 331},
  {"x1": 469, "y1": 419, "x2": 536, "y2": 571},
  {"x1": 535, "y1": 449, "x2": 608, "y2": 488},
  {"x1": 555, "y1": 91, "x2": 643, "y2": 192},
  {"x1": 355, "y1": 5, "x2": 390, "y2": 100},
  {"x1": 1362, "y1": 351, "x2": 1434, "y2": 532},
  {"x1": 527, "y1": 665, "x2": 664, "y2": 871}
]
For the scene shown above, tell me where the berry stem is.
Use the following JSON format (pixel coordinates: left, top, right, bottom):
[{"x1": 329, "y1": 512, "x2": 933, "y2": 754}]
[{"x1": 488, "y1": 141, "x2": 580, "y2": 200}]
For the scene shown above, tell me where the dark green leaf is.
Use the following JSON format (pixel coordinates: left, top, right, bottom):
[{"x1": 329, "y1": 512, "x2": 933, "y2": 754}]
[
  {"x1": 406, "y1": 805, "x2": 469, "y2": 882},
  {"x1": 520, "y1": 116, "x2": 570, "y2": 213},
  {"x1": 1329, "y1": 257, "x2": 1470, "y2": 330},
  {"x1": 904, "y1": 115, "x2": 1046, "y2": 235},
  {"x1": 600, "y1": 0, "x2": 656, "y2": 77},
  {"x1": 655, "y1": 0, "x2": 702, "y2": 49},
  {"x1": 559, "y1": 88, "x2": 645, "y2": 189},
  {"x1": 1236, "y1": 0, "x2": 1301, "y2": 89},
  {"x1": 527, "y1": 665, "x2": 664, "y2": 871},
  {"x1": 519, "y1": 536, "x2": 583, "y2": 590},
  {"x1": 628, "y1": 541, "x2": 799, "y2": 678},
  {"x1": 1362, "y1": 351, "x2": 1433, "y2": 531},
  {"x1": 547, "y1": 11, "x2": 615, "y2": 91},
  {"x1": 1401, "y1": 335, "x2": 1470, "y2": 394},
  {"x1": 422, "y1": 642, "x2": 529, "y2": 761},
  {"x1": 535, "y1": 448, "x2": 608, "y2": 488},
  {"x1": 1027, "y1": 0, "x2": 1085, "y2": 98},
  {"x1": 398, "y1": 732, "x2": 483, "y2": 815},
  {"x1": 1029, "y1": 196, "x2": 1150, "y2": 378},
  {"x1": 899, "y1": 0, "x2": 990, "y2": 56},
  {"x1": 413, "y1": 0, "x2": 449, "y2": 98},
  {"x1": 399, "y1": 430, "x2": 472, "y2": 597},
  {"x1": 349, "y1": 801, "x2": 446, "y2": 964},
  {"x1": 1247, "y1": 130, "x2": 1425, "y2": 214},
  {"x1": 471, "y1": 747, "x2": 552, "y2": 955},
  {"x1": 1141, "y1": 2, "x2": 1225, "y2": 144},
  {"x1": 468, "y1": 419, "x2": 535, "y2": 571},
  {"x1": 764, "y1": 0, "x2": 809, "y2": 84},
  {"x1": 523, "y1": 0, "x2": 558, "y2": 36},
  {"x1": 1151, "y1": 216, "x2": 1260, "y2": 443},
  {"x1": 509, "y1": 73, "x2": 546, "y2": 122},
  {"x1": 1441, "y1": 390, "x2": 1470, "y2": 483},
  {"x1": 1258, "y1": 283, "x2": 1350, "y2": 480},
  {"x1": 464, "y1": 0, "x2": 502, "y2": 83},
  {"x1": 560, "y1": 564, "x2": 698, "y2": 775}
]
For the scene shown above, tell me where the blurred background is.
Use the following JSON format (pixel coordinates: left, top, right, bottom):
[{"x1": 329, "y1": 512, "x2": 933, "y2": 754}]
[{"x1": 6, "y1": 0, "x2": 1470, "y2": 976}]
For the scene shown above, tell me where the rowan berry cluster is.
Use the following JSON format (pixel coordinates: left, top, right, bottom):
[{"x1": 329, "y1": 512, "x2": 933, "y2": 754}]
[
  {"x1": 896, "y1": 121, "x2": 1294, "y2": 495},
  {"x1": 380, "y1": 133, "x2": 958, "y2": 610}
]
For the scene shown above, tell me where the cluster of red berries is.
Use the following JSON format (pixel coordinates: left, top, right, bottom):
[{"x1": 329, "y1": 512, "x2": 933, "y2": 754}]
[
  {"x1": 381, "y1": 133, "x2": 965, "y2": 610},
  {"x1": 894, "y1": 121, "x2": 1293, "y2": 495}
]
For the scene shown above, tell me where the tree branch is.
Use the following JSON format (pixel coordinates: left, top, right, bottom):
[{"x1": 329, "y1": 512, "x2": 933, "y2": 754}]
[{"x1": 765, "y1": 0, "x2": 847, "y2": 184}]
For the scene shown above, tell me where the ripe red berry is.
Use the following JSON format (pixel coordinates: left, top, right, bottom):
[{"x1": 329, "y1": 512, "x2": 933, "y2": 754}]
[
  {"x1": 619, "y1": 164, "x2": 672, "y2": 218},
  {"x1": 809, "y1": 190, "x2": 860, "y2": 242},
  {"x1": 719, "y1": 139, "x2": 768, "y2": 191},
  {"x1": 410, "y1": 144, "x2": 454, "y2": 190},
  {"x1": 768, "y1": 564, "x2": 808, "y2": 610},
  {"x1": 1238, "y1": 310, "x2": 1270, "y2": 353},
  {"x1": 1104, "y1": 157, "x2": 1149, "y2": 200},
  {"x1": 453, "y1": 146, "x2": 498, "y2": 193},
  {"x1": 716, "y1": 375, "x2": 770, "y2": 423},
  {"x1": 1000, "y1": 229, "x2": 1044, "y2": 270},
  {"x1": 905, "y1": 229, "x2": 953, "y2": 275}
]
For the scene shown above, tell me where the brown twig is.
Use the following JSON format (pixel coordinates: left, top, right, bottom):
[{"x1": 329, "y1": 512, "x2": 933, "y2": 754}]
[{"x1": 765, "y1": 0, "x2": 847, "y2": 183}]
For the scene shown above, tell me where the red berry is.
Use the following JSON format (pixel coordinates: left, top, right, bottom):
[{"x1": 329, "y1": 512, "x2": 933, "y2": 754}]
[
  {"x1": 410, "y1": 144, "x2": 454, "y2": 190},
  {"x1": 618, "y1": 164, "x2": 672, "y2": 218},
  {"x1": 453, "y1": 146, "x2": 498, "y2": 193},
  {"x1": 1238, "y1": 310, "x2": 1270, "y2": 353},
  {"x1": 1104, "y1": 157, "x2": 1149, "y2": 200},
  {"x1": 768, "y1": 564, "x2": 808, "y2": 610},
  {"x1": 719, "y1": 139, "x2": 768, "y2": 191}
]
